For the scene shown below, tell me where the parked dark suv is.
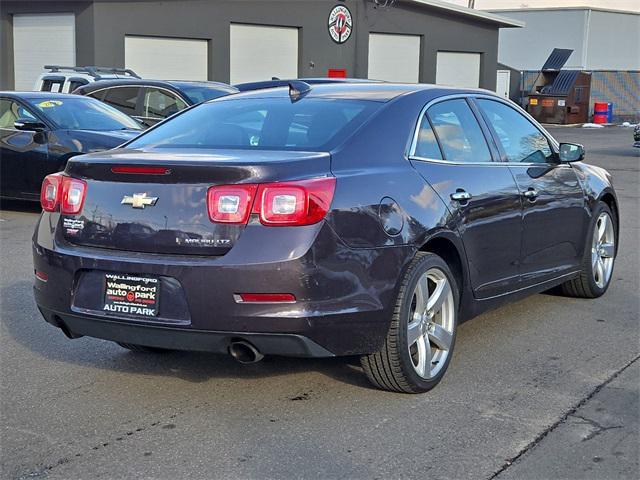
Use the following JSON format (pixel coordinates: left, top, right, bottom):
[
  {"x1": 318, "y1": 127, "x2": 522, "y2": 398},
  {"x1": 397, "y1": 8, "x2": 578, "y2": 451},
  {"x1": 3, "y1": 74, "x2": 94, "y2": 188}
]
[
  {"x1": 33, "y1": 83, "x2": 618, "y2": 393},
  {"x1": 73, "y1": 79, "x2": 238, "y2": 127}
]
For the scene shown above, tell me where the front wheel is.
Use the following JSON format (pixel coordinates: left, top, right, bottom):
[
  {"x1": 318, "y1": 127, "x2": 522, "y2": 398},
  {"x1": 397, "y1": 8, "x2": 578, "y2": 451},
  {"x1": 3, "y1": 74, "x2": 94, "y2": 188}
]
[
  {"x1": 561, "y1": 202, "x2": 617, "y2": 298},
  {"x1": 361, "y1": 252, "x2": 458, "y2": 393}
]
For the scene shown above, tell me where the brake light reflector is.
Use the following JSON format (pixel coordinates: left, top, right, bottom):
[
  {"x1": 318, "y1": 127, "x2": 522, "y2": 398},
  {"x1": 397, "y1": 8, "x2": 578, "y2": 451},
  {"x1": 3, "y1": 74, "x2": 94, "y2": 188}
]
[
  {"x1": 235, "y1": 293, "x2": 296, "y2": 303},
  {"x1": 255, "y1": 177, "x2": 336, "y2": 226},
  {"x1": 40, "y1": 173, "x2": 62, "y2": 212},
  {"x1": 34, "y1": 270, "x2": 48, "y2": 282},
  {"x1": 61, "y1": 177, "x2": 87, "y2": 215},
  {"x1": 207, "y1": 184, "x2": 258, "y2": 224}
]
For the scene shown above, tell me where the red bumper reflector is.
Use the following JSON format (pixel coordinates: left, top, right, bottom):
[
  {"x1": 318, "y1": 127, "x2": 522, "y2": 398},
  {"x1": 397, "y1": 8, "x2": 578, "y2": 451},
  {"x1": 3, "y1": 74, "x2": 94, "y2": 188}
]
[
  {"x1": 35, "y1": 270, "x2": 48, "y2": 282},
  {"x1": 111, "y1": 166, "x2": 171, "y2": 175},
  {"x1": 235, "y1": 293, "x2": 296, "y2": 303}
]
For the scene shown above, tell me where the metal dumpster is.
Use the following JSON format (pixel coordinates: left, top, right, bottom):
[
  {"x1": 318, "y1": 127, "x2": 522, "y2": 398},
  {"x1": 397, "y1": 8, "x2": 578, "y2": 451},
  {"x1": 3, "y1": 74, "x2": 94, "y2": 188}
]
[{"x1": 526, "y1": 49, "x2": 592, "y2": 124}]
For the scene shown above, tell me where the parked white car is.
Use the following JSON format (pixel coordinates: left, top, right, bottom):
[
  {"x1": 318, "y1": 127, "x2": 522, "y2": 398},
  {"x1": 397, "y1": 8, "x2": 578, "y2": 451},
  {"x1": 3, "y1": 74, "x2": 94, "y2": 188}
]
[{"x1": 33, "y1": 65, "x2": 140, "y2": 93}]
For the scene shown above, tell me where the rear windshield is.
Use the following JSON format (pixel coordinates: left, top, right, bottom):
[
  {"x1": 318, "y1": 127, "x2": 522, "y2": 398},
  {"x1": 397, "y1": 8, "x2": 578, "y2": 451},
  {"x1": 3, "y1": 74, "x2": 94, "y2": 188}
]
[{"x1": 126, "y1": 97, "x2": 380, "y2": 151}]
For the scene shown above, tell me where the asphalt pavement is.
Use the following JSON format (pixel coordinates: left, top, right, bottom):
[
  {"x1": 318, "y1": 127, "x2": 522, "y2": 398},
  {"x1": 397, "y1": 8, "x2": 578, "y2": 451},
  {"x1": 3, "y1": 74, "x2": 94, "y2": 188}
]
[{"x1": 1, "y1": 126, "x2": 638, "y2": 479}]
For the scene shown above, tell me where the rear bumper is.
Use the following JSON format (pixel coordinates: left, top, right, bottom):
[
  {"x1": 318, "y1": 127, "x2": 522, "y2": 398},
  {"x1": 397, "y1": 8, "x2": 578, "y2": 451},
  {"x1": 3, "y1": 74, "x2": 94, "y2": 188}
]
[
  {"x1": 33, "y1": 216, "x2": 413, "y2": 356},
  {"x1": 39, "y1": 307, "x2": 334, "y2": 357}
]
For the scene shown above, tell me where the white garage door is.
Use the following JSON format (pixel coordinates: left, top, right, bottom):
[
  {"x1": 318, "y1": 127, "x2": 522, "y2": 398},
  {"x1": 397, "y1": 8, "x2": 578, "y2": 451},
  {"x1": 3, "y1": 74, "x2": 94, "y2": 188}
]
[
  {"x1": 436, "y1": 52, "x2": 481, "y2": 88},
  {"x1": 368, "y1": 33, "x2": 421, "y2": 83},
  {"x1": 13, "y1": 13, "x2": 75, "y2": 90},
  {"x1": 230, "y1": 24, "x2": 298, "y2": 84},
  {"x1": 125, "y1": 36, "x2": 208, "y2": 80}
]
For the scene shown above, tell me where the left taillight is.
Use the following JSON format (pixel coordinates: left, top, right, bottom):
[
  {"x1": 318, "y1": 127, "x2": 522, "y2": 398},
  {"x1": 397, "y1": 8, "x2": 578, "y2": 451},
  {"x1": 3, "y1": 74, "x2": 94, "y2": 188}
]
[
  {"x1": 40, "y1": 174, "x2": 87, "y2": 214},
  {"x1": 207, "y1": 184, "x2": 258, "y2": 224},
  {"x1": 40, "y1": 173, "x2": 62, "y2": 212}
]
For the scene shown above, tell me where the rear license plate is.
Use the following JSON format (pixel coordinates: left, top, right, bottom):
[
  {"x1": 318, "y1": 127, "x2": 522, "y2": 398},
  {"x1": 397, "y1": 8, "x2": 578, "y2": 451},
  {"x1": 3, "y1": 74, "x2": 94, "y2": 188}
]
[{"x1": 104, "y1": 273, "x2": 159, "y2": 317}]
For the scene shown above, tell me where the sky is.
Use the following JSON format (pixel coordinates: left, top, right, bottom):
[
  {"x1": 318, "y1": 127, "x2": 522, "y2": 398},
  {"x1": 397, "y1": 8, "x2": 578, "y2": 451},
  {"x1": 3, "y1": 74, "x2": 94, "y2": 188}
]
[{"x1": 443, "y1": 0, "x2": 640, "y2": 12}]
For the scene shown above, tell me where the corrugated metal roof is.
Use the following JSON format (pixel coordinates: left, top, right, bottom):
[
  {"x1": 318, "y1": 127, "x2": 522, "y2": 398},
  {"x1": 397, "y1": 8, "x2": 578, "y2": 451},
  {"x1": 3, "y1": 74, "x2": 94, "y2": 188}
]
[
  {"x1": 542, "y1": 48, "x2": 574, "y2": 72},
  {"x1": 542, "y1": 70, "x2": 580, "y2": 95}
]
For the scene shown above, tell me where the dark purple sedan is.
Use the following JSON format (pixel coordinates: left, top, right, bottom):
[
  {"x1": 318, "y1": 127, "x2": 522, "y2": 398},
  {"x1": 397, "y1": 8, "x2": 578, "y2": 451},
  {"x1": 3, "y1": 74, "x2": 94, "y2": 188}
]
[{"x1": 33, "y1": 82, "x2": 618, "y2": 393}]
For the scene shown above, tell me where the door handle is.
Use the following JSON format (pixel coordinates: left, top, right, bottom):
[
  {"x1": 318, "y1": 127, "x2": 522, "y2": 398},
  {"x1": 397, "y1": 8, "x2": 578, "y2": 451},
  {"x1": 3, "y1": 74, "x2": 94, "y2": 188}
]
[
  {"x1": 523, "y1": 188, "x2": 539, "y2": 200},
  {"x1": 450, "y1": 190, "x2": 472, "y2": 202}
]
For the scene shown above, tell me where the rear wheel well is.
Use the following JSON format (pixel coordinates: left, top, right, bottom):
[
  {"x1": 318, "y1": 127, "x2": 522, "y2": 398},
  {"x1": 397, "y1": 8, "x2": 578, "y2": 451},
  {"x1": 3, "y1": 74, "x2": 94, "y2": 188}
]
[{"x1": 419, "y1": 237, "x2": 464, "y2": 293}]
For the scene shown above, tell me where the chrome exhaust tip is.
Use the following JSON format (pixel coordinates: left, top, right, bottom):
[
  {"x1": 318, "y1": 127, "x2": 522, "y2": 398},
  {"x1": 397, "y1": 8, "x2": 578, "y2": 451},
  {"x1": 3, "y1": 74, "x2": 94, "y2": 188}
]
[{"x1": 228, "y1": 340, "x2": 264, "y2": 364}]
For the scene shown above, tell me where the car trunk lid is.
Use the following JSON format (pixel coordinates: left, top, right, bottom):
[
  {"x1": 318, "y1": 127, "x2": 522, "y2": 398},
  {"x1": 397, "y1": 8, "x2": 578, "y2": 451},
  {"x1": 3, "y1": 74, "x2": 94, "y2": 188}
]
[{"x1": 61, "y1": 148, "x2": 331, "y2": 255}]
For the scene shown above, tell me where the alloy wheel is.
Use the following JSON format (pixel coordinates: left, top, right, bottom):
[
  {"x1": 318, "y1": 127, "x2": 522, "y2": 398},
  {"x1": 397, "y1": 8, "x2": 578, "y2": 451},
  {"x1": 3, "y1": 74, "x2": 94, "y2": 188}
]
[
  {"x1": 407, "y1": 268, "x2": 455, "y2": 379},
  {"x1": 591, "y1": 212, "x2": 615, "y2": 289}
]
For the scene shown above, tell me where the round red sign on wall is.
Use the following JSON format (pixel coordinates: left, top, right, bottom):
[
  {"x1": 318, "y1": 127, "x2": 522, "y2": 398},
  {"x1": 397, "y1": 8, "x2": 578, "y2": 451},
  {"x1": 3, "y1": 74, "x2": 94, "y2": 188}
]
[{"x1": 328, "y1": 5, "x2": 353, "y2": 44}]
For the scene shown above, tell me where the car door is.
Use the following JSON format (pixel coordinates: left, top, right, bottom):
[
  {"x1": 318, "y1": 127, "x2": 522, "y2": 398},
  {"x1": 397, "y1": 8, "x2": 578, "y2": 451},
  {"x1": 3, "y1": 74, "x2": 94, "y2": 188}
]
[
  {"x1": 409, "y1": 97, "x2": 523, "y2": 299},
  {"x1": 0, "y1": 98, "x2": 50, "y2": 200},
  {"x1": 474, "y1": 97, "x2": 587, "y2": 286},
  {"x1": 139, "y1": 87, "x2": 188, "y2": 127}
]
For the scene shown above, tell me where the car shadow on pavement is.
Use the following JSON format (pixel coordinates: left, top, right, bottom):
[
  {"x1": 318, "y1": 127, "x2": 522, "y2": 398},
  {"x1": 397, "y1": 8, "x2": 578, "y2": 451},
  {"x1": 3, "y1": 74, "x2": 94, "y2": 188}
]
[
  {"x1": 2, "y1": 280, "x2": 374, "y2": 390},
  {"x1": 0, "y1": 199, "x2": 42, "y2": 214}
]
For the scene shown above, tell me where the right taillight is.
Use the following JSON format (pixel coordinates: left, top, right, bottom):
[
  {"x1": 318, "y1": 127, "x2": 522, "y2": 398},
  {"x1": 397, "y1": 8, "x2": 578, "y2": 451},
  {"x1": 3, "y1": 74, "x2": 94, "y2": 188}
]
[
  {"x1": 207, "y1": 177, "x2": 336, "y2": 227},
  {"x1": 40, "y1": 174, "x2": 87, "y2": 214},
  {"x1": 40, "y1": 173, "x2": 62, "y2": 212},
  {"x1": 255, "y1": 177, "x2": 336, "y2": 226}
]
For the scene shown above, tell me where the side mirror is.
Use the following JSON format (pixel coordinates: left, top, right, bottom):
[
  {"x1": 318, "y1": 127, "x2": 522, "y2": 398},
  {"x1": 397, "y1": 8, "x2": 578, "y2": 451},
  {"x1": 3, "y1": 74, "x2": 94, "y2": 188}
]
[
  {"x1": 14, "y1": 118, "x2": 47, "y2": 132},
  {"x1": 559, "y1": 143, "x2": 585, "y2": 163}
]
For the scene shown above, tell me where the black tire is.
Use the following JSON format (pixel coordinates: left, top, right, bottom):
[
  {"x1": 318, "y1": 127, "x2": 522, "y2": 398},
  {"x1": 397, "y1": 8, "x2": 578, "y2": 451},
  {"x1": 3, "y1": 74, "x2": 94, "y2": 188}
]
[
  {"x1": 360, "y1": 252, "x2": 459, "y2": 393},
  {"x1": 116, "y1": 342, "x2": 170, "y2": 353},
  {"x1": 560, "y1": 201, "x2": 617, "y2": 299}
]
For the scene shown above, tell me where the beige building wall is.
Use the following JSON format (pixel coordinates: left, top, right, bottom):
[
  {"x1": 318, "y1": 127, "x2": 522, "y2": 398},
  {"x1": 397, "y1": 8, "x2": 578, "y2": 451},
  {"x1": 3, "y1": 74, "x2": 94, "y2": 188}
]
[{"x1": 443, "y1": 0, "x2": 639, "y2": 13}]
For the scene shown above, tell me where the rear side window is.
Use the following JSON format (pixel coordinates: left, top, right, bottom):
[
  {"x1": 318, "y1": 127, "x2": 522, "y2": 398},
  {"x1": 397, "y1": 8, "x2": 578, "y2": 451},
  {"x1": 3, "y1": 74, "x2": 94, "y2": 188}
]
[
  {"x1": 41, "y1": 78, "x2": 65, "y2": 93},
  {"x1": 476, "y1": 99, "x2": 554, "y2": 164},
  {"x1": 427, "y1": 99, "x2": 492, "y2": 163},
  {"x1": 127, "y1": 97, "x2": 381, "y2": 152},
  {"x1": 87, "y1": 89, "x2": 108, "y2": 101},
  {"x1": 413, "y1": 115, "x2": 443, "y2": 160},
  {"x1": 68, "y1": 79, "x2": 89, "y2": 92},
  {"x1": 101, "y1": 87, "x2": 140, "y2": 116},
  {"x1": 142, "y1": 88, "x2": 187, "y2": 119}
]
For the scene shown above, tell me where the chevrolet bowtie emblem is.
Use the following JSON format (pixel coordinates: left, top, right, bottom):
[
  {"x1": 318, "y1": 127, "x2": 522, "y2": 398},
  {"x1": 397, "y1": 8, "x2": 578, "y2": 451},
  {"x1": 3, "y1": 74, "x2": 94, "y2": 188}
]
[{"x1": 121, "y1": 193, "x2": 158, "y2": 209}]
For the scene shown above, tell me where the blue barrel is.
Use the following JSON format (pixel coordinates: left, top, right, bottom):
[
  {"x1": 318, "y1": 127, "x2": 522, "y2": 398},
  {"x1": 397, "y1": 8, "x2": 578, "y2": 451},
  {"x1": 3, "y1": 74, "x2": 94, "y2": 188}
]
[{"x1": 606, "y1": 103, "x2": 614, "y2": 123}]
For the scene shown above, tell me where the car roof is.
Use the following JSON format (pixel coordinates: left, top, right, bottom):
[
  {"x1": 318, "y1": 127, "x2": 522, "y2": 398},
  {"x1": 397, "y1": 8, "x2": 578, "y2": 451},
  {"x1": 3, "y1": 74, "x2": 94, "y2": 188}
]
[
  {"x1": 217, "y1": 82, "x2": 490, "y2": 103},
  {"x1": 0, "y1": 91, "x2": 94, "y2": 101},
  {"x1": 166, "y1": 80, "x2": 238, "y2": 91},
  {"x1": 75, "y1": 78, "x2": 237, "y2": 92}
]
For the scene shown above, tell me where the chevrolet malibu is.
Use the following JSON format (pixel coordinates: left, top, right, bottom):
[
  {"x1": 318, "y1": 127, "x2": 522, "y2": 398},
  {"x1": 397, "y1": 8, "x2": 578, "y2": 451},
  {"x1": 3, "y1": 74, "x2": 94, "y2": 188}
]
[{"x1": 32, "y1": 83, "x2": 618, "y2": 393}]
